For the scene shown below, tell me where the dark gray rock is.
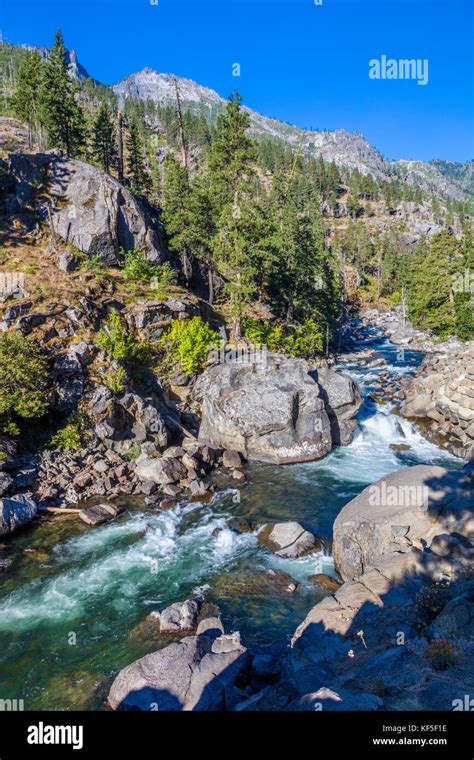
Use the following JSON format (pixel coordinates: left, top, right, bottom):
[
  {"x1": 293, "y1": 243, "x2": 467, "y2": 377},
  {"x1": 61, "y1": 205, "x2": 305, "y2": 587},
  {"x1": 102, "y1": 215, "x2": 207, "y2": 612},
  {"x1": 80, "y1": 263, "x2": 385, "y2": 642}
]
[
  {"x1": 135, "y1": 456, "x2": 186, "y2": 485},
  {"x1": 0, "y1": 494, "x2": 38, "y2": 536},
  {"x1": 193, "y1": 355, "x2": 348, "y2": 464},
  {"x1": 79, "y1": 503, "x2": 122, "y2": 526},
  {"x1": 9, "y1": 153, "x2": 167, "y2": 265},
  {"x1": 58, "y1": 250, "x2": 79, "y2": 273},
  {"x1": 333, "y1": 465, "x2": 472, "y2": 581},
  {"x1": 158, "y1": 600, "x2": 200, "y2": 633}
]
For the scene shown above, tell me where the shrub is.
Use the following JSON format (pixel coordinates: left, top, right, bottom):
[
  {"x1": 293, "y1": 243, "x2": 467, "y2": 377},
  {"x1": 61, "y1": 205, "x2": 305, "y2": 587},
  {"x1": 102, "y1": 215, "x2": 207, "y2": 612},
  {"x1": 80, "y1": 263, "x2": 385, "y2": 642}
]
[
  {"x1": 285, "y1": 318, "x2": 324, "y2": 357},
  {"x1": 123, "y1": 442, "x2": 141, "y2": 461},
  {"x1": 121, "y1": 248, "x2": 156, "y2": 283},
  {"x1": 0, "y1": 332, "x2": 49, "y2": 435},
  {"x1": 242, "y1": 317, "x2": 286, "y2": 351},
  {"x1": 149, "y1": 264, "x2": 177, "y2": 297},
  {"x1": 79, "y1": 253, "x2": 107, "y2": 272},
  {"x1": 161, "y1": 317, "x2": 219, "y2": 375},
  {"x1": 48, "y1": 415, "x2": 85, "y2": 450},
  {"x1": 105, "y1": 365, "x2": 126, "y2": 394},
  {"x1": 242, "y1": 317, "x2": 324, "y2": 357},
  {"x1": 416, "y1": 580, "x2": 453, "y2": 626},
  {"x1": 424, "y1": 640, "x2": 463, "y2": 671},
  {"x1": 96, "y1": 310, "x2": 137, "y2": 362}
]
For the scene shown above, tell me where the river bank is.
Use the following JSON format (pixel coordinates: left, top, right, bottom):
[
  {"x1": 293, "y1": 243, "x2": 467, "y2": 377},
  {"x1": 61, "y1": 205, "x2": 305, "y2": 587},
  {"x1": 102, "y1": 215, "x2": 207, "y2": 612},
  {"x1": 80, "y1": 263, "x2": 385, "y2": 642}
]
[{"x1": 0, "y1": 322, "x2": 469, "y2": 710}]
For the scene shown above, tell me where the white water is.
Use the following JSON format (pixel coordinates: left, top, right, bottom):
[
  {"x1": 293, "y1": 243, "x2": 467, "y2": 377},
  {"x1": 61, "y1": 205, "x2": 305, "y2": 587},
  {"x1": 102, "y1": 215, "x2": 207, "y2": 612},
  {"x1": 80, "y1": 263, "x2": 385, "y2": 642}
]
[{"x1": 0, "y1": 331, "x2": 461, "y2": 660}]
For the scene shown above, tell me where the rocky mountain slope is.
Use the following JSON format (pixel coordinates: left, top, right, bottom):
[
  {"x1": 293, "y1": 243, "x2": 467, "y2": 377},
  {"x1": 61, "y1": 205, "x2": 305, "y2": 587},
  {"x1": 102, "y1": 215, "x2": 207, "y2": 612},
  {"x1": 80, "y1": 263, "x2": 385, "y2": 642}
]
[
  {"x1": 113, "y1": 66, "x2": 471, "y2": 203},
  {"x1": 2, "y1": 42, "x2": 471, "y2": 204}
]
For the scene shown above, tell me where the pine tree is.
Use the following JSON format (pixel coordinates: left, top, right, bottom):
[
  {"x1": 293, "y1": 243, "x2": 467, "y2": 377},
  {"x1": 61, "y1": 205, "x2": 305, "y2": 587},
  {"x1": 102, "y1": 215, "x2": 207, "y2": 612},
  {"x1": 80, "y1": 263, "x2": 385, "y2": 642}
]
[
  {"x1": 213, "y1": 185, "x2": 271, "y2": 338},
  {"x1": 126, "y1": 115, "x2": 150, "y2": 195},
  {"x1": 162, "y1": 155, "x2": 193, "y2": 283},
  {"x1": 41, "y1": 30, "x2": 85, "y2": 157},
  {"x1": 453, "y1": 231, "x2": 474, "y2": 341},
  {"x1": 186, "y1": 178, "x2": 218, "y2": 302},
  {"x1": 208, "y1": 90, "x2": 256, "y2": 216},
  {"x1": 406, "y1": 231, "x2": 458, "y2": 336},
  {"x1": 12, "y1": 50, "x2": 45, "y2": 148},
  {"x1": 91, "y1": 101, "x2": 116, "y2": 173},
  {"x1": 270, "y1": 176, "x2": 319, "y2": 323}
]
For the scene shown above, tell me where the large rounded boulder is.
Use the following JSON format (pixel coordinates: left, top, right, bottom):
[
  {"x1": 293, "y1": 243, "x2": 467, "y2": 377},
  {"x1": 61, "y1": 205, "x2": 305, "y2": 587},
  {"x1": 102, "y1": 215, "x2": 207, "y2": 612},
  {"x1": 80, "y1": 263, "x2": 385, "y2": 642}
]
[{"x1": 192, "y1": 355, "x2": 362, "y2": 465}]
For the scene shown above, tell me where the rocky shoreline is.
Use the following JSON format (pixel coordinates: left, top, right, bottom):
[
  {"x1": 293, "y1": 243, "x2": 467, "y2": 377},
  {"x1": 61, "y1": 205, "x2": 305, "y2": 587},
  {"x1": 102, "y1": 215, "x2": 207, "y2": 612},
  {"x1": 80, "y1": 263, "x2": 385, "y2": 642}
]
[{"x1": 105, "y1": 461, "x2": 473, "y2": 712}]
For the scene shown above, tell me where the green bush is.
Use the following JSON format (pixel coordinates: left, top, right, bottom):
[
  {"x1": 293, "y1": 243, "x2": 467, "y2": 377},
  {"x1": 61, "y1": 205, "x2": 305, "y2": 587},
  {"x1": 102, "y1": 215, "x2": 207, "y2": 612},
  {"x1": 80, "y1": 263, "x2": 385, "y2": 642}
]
[
  {"x1": 424, "y1": 640, "x2": 463, "y2": 671},
  {"x1": 242, "y1": 317, "x2": 324, "y2": 357},
  {"x1": 285, "y1": 319, "x2": 324, "y2": 356},
  {"x1": 123, "y1": 442, "x2": 141, "y2": 461},
  {"x1": 121, "y1": 247, "x2": 156, "y2": 283},
  {"x1": 149, "y1": 264, "x2": 177, "y2": 296},
  {"x1": 96, "y1": 310, "x2": 137, "y2": 362},
  {"x1": 161, "y1": 317, "x2": 219, "y2": 374},
  {"x1": 0, "y1": 332, "x2": 49, "y2": 435},
  {"x1": 79, "y1": 253, "x2": 107, "y2": 272},
  {"x1": 242, "y1": 317, "x2": 286, "y2": 351},
  {"x1": 105, "y1": 365, "x2": 126, "y2": 394},
  {"x1": 48, "y1": 415, "x2": 85, "y2": 450}
]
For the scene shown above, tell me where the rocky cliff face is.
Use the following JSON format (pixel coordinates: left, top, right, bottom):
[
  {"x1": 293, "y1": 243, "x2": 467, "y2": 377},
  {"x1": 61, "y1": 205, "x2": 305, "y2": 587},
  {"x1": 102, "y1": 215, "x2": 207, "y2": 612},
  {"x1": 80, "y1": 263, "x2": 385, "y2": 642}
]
[
  {"x1": 234, "y1": 464, "x2": 473, "y2": 712},
  {"x1": 8, "y1": 153, "x2": 168, "y2": 265}
]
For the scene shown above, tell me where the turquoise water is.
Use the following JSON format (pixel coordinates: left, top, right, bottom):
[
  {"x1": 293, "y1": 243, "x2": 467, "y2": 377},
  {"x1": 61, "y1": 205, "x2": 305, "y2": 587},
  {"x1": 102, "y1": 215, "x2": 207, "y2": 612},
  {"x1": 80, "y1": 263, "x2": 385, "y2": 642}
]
[{"x1": 0, "y1": 331, "x2": 461, "y2": 710}]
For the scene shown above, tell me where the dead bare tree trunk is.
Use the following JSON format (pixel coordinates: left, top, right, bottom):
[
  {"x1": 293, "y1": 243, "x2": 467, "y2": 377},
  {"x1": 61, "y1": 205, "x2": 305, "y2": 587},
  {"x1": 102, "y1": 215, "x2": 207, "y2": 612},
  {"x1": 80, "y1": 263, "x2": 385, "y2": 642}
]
[
  {"x1": 117, "y1": 111, "x2": 124, "y2": 182},
  {"x1": 173, "y1": 76, "x2": 188, "y2": 169}
]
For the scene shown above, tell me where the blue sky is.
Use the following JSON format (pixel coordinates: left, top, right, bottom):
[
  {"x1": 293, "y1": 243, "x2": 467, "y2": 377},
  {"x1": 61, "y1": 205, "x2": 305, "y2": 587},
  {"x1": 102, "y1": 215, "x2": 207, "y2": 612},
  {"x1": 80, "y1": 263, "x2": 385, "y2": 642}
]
[{"x1": 1, "y1": 0, "x2": 473, "y2": 162}]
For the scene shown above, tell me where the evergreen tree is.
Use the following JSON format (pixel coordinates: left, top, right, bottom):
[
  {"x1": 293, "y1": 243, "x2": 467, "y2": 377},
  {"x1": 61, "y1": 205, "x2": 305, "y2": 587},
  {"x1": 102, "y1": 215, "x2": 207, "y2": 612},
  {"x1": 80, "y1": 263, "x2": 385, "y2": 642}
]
[
  {"x1": 186, "y1": 178, "x2": 218, "y2": 302},
  {"x1": 41, "y1": 30, "x2": 85, "y2": 157},
  {"x1": 213, "y1": 185, "x2": 270, "y2": 338},
  {"x1": 126, "y1": 115, "x2": 150, "y2": 195},
  {"x1": 162, "y1": 155, "x2": 193, "y2": 283},
  {"x1": 270, "y1": 176, "x2": 318, "y2": 323},
  {"x1": 91, "y1": 101, "x2": 116, "y2": 173},
  {"x1": 208, "y1": 90, "x2": 256, "y2": 216},
  {"x1": 12, "y1": 50, "x2": 45, "y2": 147},
  {"x1": 406, "y1": 231, "x2": 458, "y2": 336},
  {"x1": 453, "y1": 231, "x2": 474, "y2": 341}
]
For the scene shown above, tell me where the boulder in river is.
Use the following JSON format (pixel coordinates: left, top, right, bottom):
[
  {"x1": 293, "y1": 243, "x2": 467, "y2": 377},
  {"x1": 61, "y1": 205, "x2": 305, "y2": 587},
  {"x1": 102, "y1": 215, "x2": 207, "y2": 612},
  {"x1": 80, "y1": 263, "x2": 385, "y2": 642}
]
[
  {"x1": 158, "y1": 600, "x2": 201, "y2": 633},
  {"x1": 79, "y1": 503, "x2": 123, "y2": 526},
  {"x1": 193, "y1": 355, "x2": 361, "y2": 464},
  {"x1": 258, "y1": 521, "x2": 319, "y2": 558},
  {"x1": 108, "y1": 628, "x2": 249, "y2": 711},
  {"x1": 0, "y1": 494, "x2": 38, "y2": 537}
]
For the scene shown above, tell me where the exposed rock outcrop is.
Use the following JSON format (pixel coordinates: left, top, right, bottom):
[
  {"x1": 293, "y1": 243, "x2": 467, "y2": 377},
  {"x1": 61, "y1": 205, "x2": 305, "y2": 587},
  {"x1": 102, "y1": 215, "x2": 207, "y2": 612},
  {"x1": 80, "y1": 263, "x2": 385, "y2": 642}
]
[
  {"x1": 192, "y1": 355, "x2": 362, "y2": 464},
  {"x1": 108, "y1": 624, "x2": 249, "y2": 711},
  {"x1": 8, "y1": 153, "x2": 167, "y2": 265},
  {"x1": 399, "y1": 342, "x2": 474, "y2": 459},
  {"x1": 332, "y1": 464, "x2": 473, "y2": 581},
  {"x1": 258, "y1": 521, "x2": 318, "y2": 558},
  {"x1": 252, "y1": 463, "x2": 474, "y2": 712}
]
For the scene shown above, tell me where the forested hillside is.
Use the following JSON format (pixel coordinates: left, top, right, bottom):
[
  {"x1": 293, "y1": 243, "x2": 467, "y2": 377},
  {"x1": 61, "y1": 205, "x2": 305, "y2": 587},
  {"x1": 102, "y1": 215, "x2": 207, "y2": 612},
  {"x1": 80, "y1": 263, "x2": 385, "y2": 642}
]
[{"x1": 1, "y1": 32, "x2": 473, "y2": 345}]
